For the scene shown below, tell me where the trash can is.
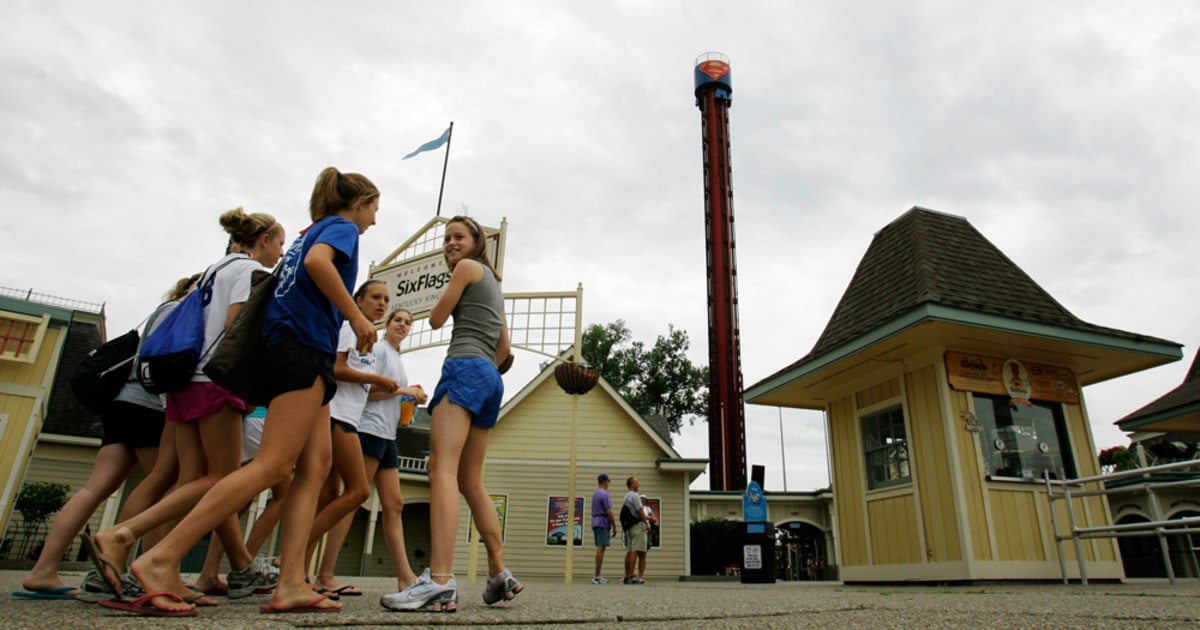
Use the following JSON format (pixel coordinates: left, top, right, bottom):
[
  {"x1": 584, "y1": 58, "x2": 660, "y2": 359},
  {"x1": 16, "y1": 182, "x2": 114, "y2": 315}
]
[{"x1": 740, "y1": 521, "x2": 775, "y2": 584}]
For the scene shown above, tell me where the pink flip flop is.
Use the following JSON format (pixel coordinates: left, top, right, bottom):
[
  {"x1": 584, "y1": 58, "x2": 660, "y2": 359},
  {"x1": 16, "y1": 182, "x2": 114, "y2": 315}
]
[{"x1": 98, "y1": 591, "x2": 197, "y2": 617}]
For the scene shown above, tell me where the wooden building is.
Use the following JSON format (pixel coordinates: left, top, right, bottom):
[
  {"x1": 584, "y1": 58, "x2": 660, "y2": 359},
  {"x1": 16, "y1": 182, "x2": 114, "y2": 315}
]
[
  {"x1": 744, "y1": 207, "x2": 1183, "y2": 582},
  {"x1": 1, "y1": 289, "x2": 108, "y2": 565}
]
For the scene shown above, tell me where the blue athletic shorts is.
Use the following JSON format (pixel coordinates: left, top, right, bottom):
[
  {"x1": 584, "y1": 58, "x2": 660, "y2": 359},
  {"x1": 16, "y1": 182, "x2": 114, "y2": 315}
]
[
  {"x1": 593, "y1": 526, "x2": 612, "y2": 547},
  {"x1": 358, "y1": 432, "x2": 399, "y2": 470},
  {"x1": 429, "y1": 357, "x2": 504, "y2": 429}
]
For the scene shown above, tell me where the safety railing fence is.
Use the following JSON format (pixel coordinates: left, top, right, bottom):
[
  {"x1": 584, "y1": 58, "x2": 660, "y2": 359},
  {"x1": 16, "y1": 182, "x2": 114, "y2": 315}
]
[{"x1": 1043, "y1": 459, "x2": 1200, "y2": 585}]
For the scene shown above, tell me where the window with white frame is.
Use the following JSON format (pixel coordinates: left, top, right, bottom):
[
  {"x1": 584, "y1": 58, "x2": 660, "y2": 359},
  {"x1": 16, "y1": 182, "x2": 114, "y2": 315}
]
[{"x1": 861, "y1": 405, "x2": 910, "y2": 489}]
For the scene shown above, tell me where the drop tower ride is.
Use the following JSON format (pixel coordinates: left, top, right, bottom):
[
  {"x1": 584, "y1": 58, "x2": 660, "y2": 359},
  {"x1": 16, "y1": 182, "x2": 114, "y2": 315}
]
[{"x1": 694, "y1": 52, "x2": 747, "y2": 491}]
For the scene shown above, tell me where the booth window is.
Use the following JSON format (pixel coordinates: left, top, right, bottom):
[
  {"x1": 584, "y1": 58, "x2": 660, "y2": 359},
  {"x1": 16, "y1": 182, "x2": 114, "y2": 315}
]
[
  {"x1": 861, "y1": 405, "x2": 910, "y2": 489},
  {"x1": 0, "y1": 311, "x2": 48, "y2": 364},
  {"x1": 974, "y1": 394, "x2": 1076, "y2": 481}
]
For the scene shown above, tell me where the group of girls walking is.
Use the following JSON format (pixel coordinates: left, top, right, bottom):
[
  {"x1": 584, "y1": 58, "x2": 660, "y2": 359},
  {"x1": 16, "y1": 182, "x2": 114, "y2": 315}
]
[{"x1": 15, "y1": 167, "x2": 520, "y2": 616}]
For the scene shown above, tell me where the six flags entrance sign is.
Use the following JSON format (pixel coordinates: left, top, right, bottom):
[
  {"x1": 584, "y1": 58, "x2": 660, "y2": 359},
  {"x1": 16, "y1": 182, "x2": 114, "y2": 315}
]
[{"x1": 369, "y1": 217, "x2": 506, "y2": 320}]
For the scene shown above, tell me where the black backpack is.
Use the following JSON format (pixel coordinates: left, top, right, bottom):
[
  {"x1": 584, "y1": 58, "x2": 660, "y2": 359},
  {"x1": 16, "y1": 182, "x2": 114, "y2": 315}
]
[
  {"x1": 71, "y1": 300, "x2": 174, "y2": 413},
  {"x1": 620, "y1": 503, "x2": 640, "y2": 530},
  {"x1": 70, "y1": 329, "x2": 142, "y2": 414}
]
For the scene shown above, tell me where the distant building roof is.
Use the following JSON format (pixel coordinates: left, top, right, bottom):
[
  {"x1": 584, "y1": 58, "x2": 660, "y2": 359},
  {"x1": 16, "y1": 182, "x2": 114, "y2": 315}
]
[{"x1": 1117, "y1": 349, "x2": 1200, "y2": 433}]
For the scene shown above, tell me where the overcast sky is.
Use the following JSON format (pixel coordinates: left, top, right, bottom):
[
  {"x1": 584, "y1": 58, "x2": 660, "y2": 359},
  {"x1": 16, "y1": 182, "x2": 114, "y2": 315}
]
[{"x1": 4, "y1": 2, "x2": 1198, "y2": 493}]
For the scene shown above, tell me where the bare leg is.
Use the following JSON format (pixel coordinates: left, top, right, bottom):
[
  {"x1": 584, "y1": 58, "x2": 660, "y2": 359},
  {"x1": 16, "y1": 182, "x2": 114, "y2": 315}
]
[
  {"x1": 307, "y1": 426, "x2": 370, "y2": 550},
  {"x1": 95, "y1": 421, "x2": 209, "y2": 569},
  {"x1": 126, "y1": 441, "x2": 172, "y2": 553},
  {"x1": 245, "y1": 475, "x2": 290, "y2": 556},
  {"x1": 638, "y1": 550, "x2": 647, "y2": 579},
  {"x1": 22, "y1": 444, "x2": 136, "y2": 592},
  {"x1": 313, "y1": 510, "x2": 355, "y2": 592},
  {"x1": 458, "y1": 424, "x2": 506, "y2": 577},
  {"x1": 194, "y1": 533, "x2": 227, "y2": 593},
  {"x1": 375, "y1": 466, "x2": 419, "y2": 590},
  {"x1": 594, "y1": 543, "x2": 606, "y2": 578},
  {"x1": 310, "y1": 426, "x2": 370, "y2": 591},
  {"x1": 128, "y1": 381, "x2": 333, "y2": 613},
  {"x1": 427, "y1": 402, "x2": 473, "y2": 584},
  {"x1": 267, "y1": 400, "x2": 337, "y2": 611},
  {"x1": 198, "y1": 406, "x2": 255, "y2": 572}
]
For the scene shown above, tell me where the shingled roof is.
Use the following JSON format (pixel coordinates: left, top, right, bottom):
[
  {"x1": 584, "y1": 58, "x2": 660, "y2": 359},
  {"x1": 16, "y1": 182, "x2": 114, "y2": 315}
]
[
  {"x1": 1117, "y1": 349, "x2": 1200, "y2": 430},
  {"x1": 801, "y1": 206, "x2": 1171, "y2": 365},
  {"x1": 43, "y1": 315, "x2": 105, "y2": 439}
]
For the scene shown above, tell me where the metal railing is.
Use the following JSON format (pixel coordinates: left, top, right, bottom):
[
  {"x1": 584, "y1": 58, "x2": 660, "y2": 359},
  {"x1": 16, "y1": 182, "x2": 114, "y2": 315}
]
[
  {"x1": 0, "y1": 286, "x2": 105, "y2": 314},
  {"x1": 1043, "y1": 459, "x2": 1200, "y2": 584},
  {"x1": 397, "y1": 455, "x2": 428, "y2": 472}
]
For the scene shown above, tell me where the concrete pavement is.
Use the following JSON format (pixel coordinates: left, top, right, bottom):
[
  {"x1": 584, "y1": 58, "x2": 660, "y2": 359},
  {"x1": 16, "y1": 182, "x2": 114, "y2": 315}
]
[{"x1": 3, "y1": 570, "x2": 1199, "y2": 628}]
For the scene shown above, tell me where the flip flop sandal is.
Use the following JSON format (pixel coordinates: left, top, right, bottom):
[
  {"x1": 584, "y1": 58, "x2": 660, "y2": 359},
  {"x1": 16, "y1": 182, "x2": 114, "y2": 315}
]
[
  {"x1": 10, "y1": 585, "x2": 77, "y2": 600},
  {"x1": 78, "y1": 533, "x2": 124, "y2": 597},
  {"x1": 98, "y1": 591, "x2": 197, "y2": 617},
  {"x1": 260, "y1": 594, "x2": 341, "y2": 614}
]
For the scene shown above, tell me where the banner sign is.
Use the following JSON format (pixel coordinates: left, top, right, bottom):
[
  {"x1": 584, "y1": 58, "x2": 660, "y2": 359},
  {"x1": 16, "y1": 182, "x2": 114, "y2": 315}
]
[
  {"x1": 945, "y1": 352, "x2": 1080, "y2": 404},
  {"x1": 545, "y1": 496, "x2": 583, "y2": 547},
  {"x1": 370, "y1": 232, "x2": 501, "y2": 320}
]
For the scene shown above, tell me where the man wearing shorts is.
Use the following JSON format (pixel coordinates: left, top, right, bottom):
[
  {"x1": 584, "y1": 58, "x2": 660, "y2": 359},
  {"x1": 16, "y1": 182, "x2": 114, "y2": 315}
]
[
  {"x1": 622, "y1": 476, "x2": 649, "y2": 584},
  {"x1": 590, "y1": 474, "x2": 615, "y2": 584}
]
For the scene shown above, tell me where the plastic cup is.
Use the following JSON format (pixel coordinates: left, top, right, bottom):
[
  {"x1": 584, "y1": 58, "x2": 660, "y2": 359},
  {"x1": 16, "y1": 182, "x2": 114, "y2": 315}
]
[{"x1": 400, "y1": 395, "x2": 415, "y2": 426}]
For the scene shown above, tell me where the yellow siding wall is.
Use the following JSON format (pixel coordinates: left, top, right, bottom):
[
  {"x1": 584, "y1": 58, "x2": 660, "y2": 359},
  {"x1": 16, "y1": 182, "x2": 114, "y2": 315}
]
[
  {"x1": 488, "y1": 379, "x2": 663, "y2": 464},
  {"x1": 988, "y1": 487, "x2": 1047, "y2": 561},
  {"x1": 947, "y1": 389, "x2": 992, "y2": 562},
  {"x1": 904, "y1": 365, "x2": 962, "y2": 563},
  {"x1": 1061, "y1": 404, "x2": 1118, "y2": 563},
  {"x1": 855, "y1": 378, "x2": 900, "y2": 410},
  {"x1": 4, "y1": 443, "x2": 100, "y2": 541},
  {"x1": 866, "y1": 494, "x2": 921, "y2": 564},
  {"x1": 0, "y1": 325, "x2": 62, "y2": 531},
  {"x1": 0, "y1": 397, "x2": 37, "y2": 478},
  {"x1": 828, "y1": 395, "x2": 867, "y2": 566}
]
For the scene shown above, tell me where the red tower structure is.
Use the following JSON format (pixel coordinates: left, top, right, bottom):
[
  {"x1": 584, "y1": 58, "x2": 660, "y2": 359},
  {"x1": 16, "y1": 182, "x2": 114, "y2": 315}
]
[{"x1": 694, "y1": 52, "x2": 747, "y2": 491}]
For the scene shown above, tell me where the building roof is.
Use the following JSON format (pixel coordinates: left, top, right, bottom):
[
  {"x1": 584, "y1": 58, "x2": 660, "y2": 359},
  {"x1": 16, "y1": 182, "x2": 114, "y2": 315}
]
[
  {"x1": 745, "y1": 206, "x2": 1182, "y2": 408},
  {"x1": 807, "y1": 207, "x2": 1171, "y2": 361},
  {"x1": 1116, "y1": 349, "x2": 1200, "y2": 433},
  {"x1": 43, "y1": 315, "x2": 106, "y2": 438}
]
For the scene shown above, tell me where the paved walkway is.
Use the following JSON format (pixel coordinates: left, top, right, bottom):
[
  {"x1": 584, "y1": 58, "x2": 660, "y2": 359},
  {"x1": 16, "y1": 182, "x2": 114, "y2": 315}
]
[{"x1": 3, "y1": 570, "x2": 1199, "y2": 628}]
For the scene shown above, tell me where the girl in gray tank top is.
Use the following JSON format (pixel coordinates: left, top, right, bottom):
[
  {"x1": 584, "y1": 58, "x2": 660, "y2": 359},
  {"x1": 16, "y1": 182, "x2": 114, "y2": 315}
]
[{"x1": 382, "y1": 216, "x2": 522, "y2": 612}]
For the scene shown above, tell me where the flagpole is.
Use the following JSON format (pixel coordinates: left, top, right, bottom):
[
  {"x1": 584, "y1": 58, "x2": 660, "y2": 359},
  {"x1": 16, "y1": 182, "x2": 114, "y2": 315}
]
[{"x1": 435, "y1": 121, "x2": 454, "y2": 217}]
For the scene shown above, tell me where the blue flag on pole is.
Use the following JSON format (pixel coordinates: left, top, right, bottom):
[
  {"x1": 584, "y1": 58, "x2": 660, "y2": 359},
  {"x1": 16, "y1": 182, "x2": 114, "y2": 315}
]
[{"x1": 403, "y1": 127, "x2": 451, "y2": 159}]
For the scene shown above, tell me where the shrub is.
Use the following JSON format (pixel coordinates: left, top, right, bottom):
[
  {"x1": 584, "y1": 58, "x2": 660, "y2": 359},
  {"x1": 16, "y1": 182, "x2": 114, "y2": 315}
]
[{"x1": 14, "y1": 481, "x2": 70, "y2": 534}]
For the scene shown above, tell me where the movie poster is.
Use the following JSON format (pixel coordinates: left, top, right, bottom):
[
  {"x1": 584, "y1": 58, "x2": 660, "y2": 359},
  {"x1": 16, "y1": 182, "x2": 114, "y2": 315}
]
[{"x1": 545, "y1": 496, "x2": 584, "y2": 547}]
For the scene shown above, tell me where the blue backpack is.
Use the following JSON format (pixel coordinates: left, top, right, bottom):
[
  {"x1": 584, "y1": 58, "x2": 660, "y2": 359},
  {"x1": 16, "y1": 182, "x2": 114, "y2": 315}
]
[{"x1": 138, "y1": 258, "x2": 238, "y2": 394}]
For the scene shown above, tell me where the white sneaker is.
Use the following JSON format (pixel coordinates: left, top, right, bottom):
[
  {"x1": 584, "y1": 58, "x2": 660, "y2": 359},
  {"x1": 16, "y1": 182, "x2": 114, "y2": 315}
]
[
  {"x1": 381, "y1": 568, "x2": 457, "y2": 612},
  {"x1": 592, "y1": 576, "x2": 609, "y2": 584},
  {"x1": 482, "y1": 568, "x2": 523, "y2": 605}
]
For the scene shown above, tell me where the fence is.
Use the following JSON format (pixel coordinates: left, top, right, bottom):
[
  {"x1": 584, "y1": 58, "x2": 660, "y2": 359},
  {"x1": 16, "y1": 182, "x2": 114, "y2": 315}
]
[{"x1": 1043, "y1": 458, "x2": 1200, "y2": 584}]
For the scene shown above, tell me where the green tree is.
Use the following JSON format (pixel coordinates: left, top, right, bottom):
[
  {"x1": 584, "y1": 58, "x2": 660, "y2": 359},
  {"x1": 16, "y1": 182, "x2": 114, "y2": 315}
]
[
  {"x1": 14, "y1": 481, "x2": 70, "y2": 536},
  {"x1": 580, "y1": 320, "x2": 708, "y2": 435}
]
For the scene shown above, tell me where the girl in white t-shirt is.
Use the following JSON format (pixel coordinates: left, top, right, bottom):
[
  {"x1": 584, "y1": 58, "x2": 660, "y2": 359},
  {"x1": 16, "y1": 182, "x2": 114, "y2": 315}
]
[
  {"x1": 90, "y1": 209, "x2": 286, "y2": 599},
  {"x1": 305, "y1": 279, "x2": 399, "y2": 594},
  {"x1": 354, "y1": 307, "x2": 427, "y2": 594}
]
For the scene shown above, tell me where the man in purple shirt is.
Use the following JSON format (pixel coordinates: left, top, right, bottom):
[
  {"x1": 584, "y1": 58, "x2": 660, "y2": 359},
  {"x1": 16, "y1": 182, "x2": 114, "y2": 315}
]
[{"x1": 590, "y1": 473, "x2": 616, "y2": 584}]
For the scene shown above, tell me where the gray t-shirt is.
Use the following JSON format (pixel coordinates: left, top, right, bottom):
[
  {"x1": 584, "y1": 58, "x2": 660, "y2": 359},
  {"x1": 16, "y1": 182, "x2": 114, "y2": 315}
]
[
  {"x1": 446, "y1": 265, "x2": 503, "y2": 362},
  {"x1": 623, "y1": 491, "x2": 644, "y2": 524}
]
